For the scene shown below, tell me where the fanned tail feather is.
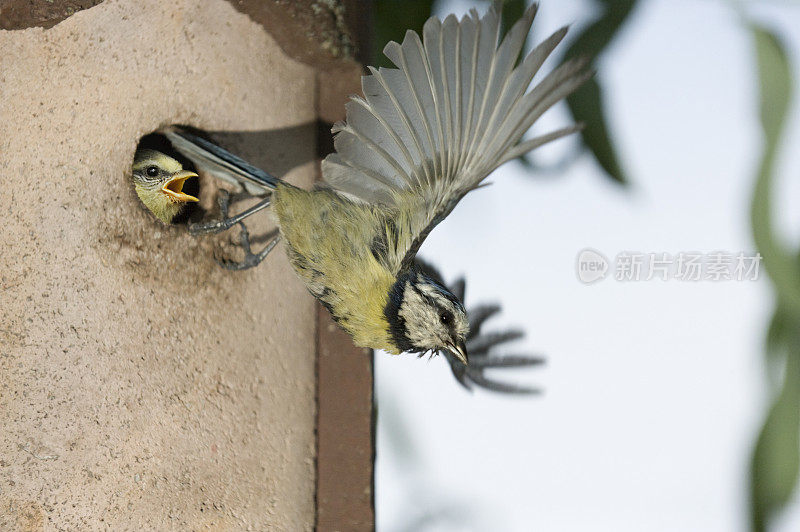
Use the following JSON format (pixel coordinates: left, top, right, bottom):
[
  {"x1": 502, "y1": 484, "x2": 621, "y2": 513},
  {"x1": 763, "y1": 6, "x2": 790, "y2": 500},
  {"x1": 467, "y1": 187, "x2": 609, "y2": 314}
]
[{"x1": 163, "y1": 127, "x2": 280, "y2": 194}]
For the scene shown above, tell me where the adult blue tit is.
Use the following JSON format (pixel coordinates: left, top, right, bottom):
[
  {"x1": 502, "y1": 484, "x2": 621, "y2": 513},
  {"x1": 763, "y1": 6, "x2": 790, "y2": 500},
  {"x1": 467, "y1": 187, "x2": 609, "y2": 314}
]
[
  {"x1": 164, "y1": 3, "x2": 590, "y2": 363},
  {"x1": 131, "y1": 149, "x2": 199, "y2": 223}
]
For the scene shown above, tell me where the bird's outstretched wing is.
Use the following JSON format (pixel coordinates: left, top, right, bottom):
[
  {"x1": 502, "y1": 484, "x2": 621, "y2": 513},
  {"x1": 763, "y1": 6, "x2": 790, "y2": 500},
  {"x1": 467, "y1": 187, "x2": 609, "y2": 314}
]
[{"x1": 322, "y1": 2, "x2": 591, "y2": 273}]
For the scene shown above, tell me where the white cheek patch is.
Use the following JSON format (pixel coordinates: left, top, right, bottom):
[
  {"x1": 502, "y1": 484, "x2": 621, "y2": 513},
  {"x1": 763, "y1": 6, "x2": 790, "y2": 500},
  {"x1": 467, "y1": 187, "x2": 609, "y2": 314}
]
[{"x1": 398, "y1": 281, "x2": 448, "y2": 349}]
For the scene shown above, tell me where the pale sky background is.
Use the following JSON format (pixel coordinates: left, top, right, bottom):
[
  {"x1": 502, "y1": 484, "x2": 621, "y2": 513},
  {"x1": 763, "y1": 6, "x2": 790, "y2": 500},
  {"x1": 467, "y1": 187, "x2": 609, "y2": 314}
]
[{"x1": 374, "y1": 0, "x2": 800, "y2": 531}]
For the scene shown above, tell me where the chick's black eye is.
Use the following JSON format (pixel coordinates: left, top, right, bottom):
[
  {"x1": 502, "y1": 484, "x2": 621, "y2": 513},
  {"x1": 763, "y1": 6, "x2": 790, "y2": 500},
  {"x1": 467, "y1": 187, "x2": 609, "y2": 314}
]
[
  {"x1": 146, "y1": 166, "x2": 159, "y2": 177},
  {"x1": 439, "y1": 312, "x2": 450, "y2": 324}
]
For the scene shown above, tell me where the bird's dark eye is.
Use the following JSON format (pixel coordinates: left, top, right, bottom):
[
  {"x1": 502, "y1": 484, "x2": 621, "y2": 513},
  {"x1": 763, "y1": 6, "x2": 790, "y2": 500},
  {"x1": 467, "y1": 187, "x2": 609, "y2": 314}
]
[
  {"x1": 146, "y1": 166, "x2": 159, "y2": 177},
  {"x1": 439, "y1": 312, "x2": 450, "y2": 324}
]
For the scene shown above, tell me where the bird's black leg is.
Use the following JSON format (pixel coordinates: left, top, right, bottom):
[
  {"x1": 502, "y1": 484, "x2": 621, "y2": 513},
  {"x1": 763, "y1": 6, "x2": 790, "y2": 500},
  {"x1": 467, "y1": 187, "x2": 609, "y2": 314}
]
[
  {"x1": 188, "y1": 190, "x2": 271, "y2": 236},
  {"x1": 216, "y1": 223, "x2": 281, "y2": 271}
]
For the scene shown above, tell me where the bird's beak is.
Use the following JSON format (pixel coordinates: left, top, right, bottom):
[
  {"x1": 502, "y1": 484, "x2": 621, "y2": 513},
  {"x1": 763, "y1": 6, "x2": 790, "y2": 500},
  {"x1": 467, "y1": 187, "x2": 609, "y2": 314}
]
[
  {"x1": 161, "y1": 170, "x2": 199, "y2": 202},
  {"x1": 447, "y1": 339, "x2": 469, "y2": 366}
]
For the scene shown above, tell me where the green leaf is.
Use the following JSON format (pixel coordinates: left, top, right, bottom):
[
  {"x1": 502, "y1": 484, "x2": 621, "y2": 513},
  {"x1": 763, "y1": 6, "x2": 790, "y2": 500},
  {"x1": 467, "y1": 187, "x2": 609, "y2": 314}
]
[
  {"x1": 750, "y1": 345, "x2": 800, "y2": 532},
  {"x1": 755, "y1": 28, "x2": 792, "y2": 145},
  {"x1": 564, "y1": 1, "x2": 637, "y2": 60},
  {"x1": 749, "y1": 26, "x2": 800, "y2": 320},
  {"x1": 748, "y1": 24, "x2": 800, "y2": 532},
  {"x1": 567, "y1": 79, "x2": 627, "y2": 183},
  {"x1": 765, "y1": 252, "x2": 800, "y2": 375},
  {"x1": 563, "y1": 0, "x2": 638, "y2": 185}
]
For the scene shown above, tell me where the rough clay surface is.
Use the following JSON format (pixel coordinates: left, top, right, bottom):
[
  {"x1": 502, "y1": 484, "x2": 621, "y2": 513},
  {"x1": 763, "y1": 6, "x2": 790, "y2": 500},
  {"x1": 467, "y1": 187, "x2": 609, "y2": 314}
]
[{"x1": 0, "y1": 0, "x2": 317, "y2": 529}]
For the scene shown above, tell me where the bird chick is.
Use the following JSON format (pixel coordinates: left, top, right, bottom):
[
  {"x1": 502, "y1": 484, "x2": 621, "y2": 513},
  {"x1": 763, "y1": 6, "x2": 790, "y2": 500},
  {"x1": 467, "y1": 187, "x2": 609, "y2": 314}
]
[{"x1": 132, "y1": 149, "x2": 199, "y2": 223}]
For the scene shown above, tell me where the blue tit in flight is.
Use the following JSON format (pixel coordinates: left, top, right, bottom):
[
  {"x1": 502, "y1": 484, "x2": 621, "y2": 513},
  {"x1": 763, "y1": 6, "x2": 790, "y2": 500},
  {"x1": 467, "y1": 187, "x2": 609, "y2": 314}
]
[
  {"x1": 131, "y1": 149, "x2": 199, "y2": 224},
  {"x1": 162, "y1": 3, "x2": 590, "y2": 364}
]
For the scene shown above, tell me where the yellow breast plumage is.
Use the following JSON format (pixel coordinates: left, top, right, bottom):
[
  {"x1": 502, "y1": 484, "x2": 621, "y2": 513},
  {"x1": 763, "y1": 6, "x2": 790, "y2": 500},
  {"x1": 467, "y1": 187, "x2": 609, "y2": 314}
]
[{"x1": 272, "y1": 184, "x2": 399, "y2": 353}]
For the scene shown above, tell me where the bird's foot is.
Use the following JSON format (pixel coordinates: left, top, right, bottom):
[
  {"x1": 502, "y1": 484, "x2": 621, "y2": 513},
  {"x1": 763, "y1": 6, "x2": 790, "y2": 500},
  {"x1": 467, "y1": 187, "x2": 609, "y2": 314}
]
[
  {"x1": 215, "y1": 222, "x2": 281, "y2": 271},
  {"x1": 444, "y1": 278, "x2": 546, "y2": 394},
  {"x1": 188, "y1": 190, "x2": 271, "y2": 236}
]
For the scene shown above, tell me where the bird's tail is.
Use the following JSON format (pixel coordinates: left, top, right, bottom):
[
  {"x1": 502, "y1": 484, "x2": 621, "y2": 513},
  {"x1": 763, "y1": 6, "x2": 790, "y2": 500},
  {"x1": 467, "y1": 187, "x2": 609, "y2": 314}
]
[{"x1": 162, "y1": 126, "x2": 280, "y2": 194}]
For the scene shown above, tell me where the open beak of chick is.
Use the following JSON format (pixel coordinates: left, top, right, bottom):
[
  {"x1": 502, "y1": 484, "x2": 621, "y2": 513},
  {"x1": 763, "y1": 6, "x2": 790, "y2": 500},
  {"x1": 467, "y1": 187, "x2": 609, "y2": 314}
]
[
  {"x1": 161, "y1": 170, "x2": 199, "y2": 202},
  {"x1": 447, "y1": 339, "x2": 469, "y2": 366}
]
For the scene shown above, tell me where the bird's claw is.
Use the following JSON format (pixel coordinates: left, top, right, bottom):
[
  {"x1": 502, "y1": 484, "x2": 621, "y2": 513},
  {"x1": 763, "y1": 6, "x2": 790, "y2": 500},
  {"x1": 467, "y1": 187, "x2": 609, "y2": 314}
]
[
  {"x1": 467, "y1": 330, "x2": 525, "y2": 354},
  {"x1": 462, "y1": 370, "x2": 542, "y2": 395},
  {"x1": 444, "y1": 277, "x2": 545, "y2": 395},
  {"x1": 188, "y1": 190, "x2": 238, "y2": 235},
  {"x1": 445, "y1": 347, "x2": 544, "y2": 395},
  {"x1": 214, "y1": 223, "x2": 281, "y2": 271},
  {"x1": 467, "y1": 354, "x2": 546, "y2": 369},
  {"x1": 188, "y1": 189, "x2": 272, "y2": 237}
]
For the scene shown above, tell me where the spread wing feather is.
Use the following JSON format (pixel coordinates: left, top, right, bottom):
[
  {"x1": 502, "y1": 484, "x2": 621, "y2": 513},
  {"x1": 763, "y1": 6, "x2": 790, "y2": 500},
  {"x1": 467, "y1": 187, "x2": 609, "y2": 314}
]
[{"x1": 322, "y1": 2, "x2": 591, "y2": 273}]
